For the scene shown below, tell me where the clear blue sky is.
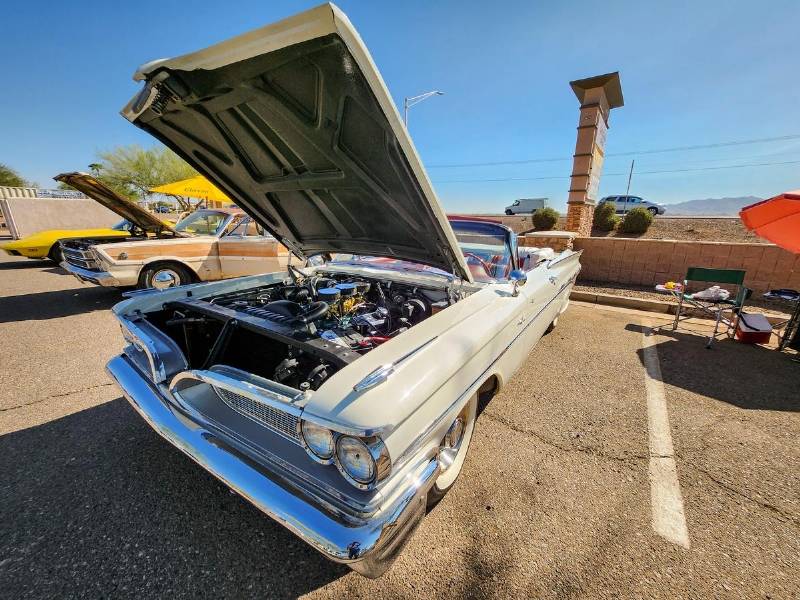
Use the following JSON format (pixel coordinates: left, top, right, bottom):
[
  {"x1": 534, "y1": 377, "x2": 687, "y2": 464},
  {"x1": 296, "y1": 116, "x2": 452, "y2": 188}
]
[{"x1": 2, "y1": 0, "x2": 798, "y2": 211}]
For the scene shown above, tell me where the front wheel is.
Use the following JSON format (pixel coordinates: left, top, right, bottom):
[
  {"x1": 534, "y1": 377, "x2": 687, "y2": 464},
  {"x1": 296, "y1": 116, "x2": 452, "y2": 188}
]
[
  {"x1": 545, "y1": 316, "x2": 559, "y2": 334},
  {"x1": 139, "y1": 263, "x2": 193, "y2": 290},
  {"x1": 505, "y1": 209, "x2": 513, "y2": 215},
  {"x1": 427, "y1": 393, "x2": 478, "y2": 508},
  {"x1": 648, "y1": 207, "x2": 658, "y2": 216},
  {"x1": 48, "y1": 243, "x2": 63, "y2": 264}
]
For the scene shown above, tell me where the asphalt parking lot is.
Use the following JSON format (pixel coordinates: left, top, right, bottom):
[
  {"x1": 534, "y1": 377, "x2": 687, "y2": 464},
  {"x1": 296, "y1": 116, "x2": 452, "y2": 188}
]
[{"x1": 1, "y1": 254, "x2": 798, "y2": 599}]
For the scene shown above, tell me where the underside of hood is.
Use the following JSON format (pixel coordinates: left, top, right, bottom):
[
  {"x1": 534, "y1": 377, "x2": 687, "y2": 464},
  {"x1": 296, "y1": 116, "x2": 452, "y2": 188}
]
[
  {"x1": 54, "y1": 172, "x2": 183, "y2": 237},
  {"x1": 120, "y1": 3, "x2": 471, "y2": 281}
]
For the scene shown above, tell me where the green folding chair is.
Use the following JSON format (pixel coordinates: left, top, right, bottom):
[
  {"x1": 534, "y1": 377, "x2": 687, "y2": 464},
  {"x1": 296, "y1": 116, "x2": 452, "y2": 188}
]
[{"x1": 672, "y1": 267, "x2": 750, "y2": 348}]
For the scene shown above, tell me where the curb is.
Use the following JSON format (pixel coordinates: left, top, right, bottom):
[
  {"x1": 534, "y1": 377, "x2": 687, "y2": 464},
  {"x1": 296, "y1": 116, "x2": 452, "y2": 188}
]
[
  {"x1": 570, "y1": 290, "x2": 787, "y2": 325},
  {"x1": 571, "y1": 290, "x2": 673, "y2": 314}
]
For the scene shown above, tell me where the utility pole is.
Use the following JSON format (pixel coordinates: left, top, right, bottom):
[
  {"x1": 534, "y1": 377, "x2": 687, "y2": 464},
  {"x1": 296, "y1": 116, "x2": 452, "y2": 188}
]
[{"x1": 625, "y1": 159, "x2": 635, "y2": 196}]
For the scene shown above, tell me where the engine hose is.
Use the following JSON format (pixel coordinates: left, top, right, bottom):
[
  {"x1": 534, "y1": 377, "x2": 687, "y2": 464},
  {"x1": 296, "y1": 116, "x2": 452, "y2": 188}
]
[
  {"x1": 358, "y1": 336, "x2": 390, "y2": 348},
  {"x1": 374, "y1": 283, "x2": 392, "y2": 330}
]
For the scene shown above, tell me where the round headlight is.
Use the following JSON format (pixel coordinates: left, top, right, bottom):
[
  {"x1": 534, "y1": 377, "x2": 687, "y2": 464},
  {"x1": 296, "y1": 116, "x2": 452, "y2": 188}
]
[
  {"x1": 335, "y1": 436, "x2": 375, "y2": 485},
  {"x1": 300, "y1": 421, "x2": 335, "y2": 461}
]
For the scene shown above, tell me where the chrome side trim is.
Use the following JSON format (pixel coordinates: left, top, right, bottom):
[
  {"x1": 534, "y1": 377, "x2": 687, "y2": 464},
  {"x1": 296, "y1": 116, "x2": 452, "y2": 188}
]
[
  {"x1": 546, "y1": 249, "x2": 583, "y2": 269},
  {"x1": 122, "y1": 287, "x2": 167, "y2": 299},
  {"x1": 298, "y1": 413, "x2": 386, "y2": 439}
]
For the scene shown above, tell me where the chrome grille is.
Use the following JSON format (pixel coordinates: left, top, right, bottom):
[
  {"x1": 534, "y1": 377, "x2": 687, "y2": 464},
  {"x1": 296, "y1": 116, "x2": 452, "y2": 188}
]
[
  {"x1": 214, "y1": 386, "x2": 301, "y2": 443},
  {"x1": 63, "y1": 246, "x2": 100, "y2": 271}
]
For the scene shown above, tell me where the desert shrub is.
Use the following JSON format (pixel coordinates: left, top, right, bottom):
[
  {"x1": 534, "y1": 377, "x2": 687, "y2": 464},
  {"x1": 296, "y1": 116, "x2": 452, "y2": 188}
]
[
  {"x1": 620, "y1": 206, "x2": 654, "y2": 234},
  {"x1": 531, "y1": 207, "x2": 559, "y2": 231},
  {"x1": 593, "y1": 201, "x2": 619, "y2": 231}
]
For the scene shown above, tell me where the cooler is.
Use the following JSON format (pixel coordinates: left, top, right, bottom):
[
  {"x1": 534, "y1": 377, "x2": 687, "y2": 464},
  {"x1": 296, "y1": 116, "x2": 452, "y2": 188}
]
[{"x1": 735, "y1": 313, "x2": 772, "y2": 344}]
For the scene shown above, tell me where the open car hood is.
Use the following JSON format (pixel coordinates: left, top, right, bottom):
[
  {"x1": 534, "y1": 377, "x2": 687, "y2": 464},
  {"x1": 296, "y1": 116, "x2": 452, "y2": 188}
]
[
  {"x1": 120, "y1": 3, "x2": 472, "y2": 281},
  {"x1": 54, "y1": 172, "x2": 185, "y2": 237}
]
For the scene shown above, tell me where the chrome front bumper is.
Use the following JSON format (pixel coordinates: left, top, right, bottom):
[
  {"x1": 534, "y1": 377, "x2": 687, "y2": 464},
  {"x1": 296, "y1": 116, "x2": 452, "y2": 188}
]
[
  {"x1": 106, "y1": 355, "x2": 438, "y2": 578},
  {"x1": 62, "y1": 261, "x2": 121, "y2": 287}
]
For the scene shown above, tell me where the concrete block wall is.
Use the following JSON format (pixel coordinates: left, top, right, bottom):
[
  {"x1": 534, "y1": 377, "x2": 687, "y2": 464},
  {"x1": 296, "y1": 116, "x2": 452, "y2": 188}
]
[
  {"x1": 574, "y1": 237, "x2": 800, "y2": 294},
  {"x1": 520, "y1": 231, "x2": 576, "y2": 252},
  {"x1": 1, "y1": 197, "x2": 120, "y2": 239}
]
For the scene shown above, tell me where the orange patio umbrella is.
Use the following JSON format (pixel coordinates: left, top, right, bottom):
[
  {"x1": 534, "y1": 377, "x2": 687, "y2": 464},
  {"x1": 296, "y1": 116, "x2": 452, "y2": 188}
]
[{"x1": 739, "y1": 190, "x2": 800, "y2": 253}]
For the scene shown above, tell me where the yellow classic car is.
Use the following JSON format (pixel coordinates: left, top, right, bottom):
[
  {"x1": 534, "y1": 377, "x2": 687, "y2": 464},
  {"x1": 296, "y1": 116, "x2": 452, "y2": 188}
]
[
  {"x1": 0, "y1": 173, "x2": 178, "y2": 262},
  {"x1": 1, "y1": 224, "x2": 131, "y2": 262}
]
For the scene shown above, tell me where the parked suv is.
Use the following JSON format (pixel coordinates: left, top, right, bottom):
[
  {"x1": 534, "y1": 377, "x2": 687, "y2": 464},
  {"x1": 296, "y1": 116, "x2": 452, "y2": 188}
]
[{"x1": 599, "y1": 195, "x2": 665, "y2": 216}]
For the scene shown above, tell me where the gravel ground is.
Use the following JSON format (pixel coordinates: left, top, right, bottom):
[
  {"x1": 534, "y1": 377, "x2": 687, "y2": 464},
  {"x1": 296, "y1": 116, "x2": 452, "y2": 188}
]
[
  {"x1": 477, "y1": 215, "x2": 765, "y2": 244},
  {"x1": 590, "y1": 217, "x2": 766, "y2": 244},
  {"x1": 1, "y1": 255, "x2": 798, "y2": 598}
]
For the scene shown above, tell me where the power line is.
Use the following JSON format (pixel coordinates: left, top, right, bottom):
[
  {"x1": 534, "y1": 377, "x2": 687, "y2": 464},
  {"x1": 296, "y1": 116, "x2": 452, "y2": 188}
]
[
  {"x1": 609, "y1": 135, "x2": 800, "y2": 158},
  {"x1": 433, "y1": 158, "x2": 800, "y2": 184},
  {"x1": 629, "y1": 158, "x2": 800, "y2": 176},
  {"x1": 427, "y1": 134, "x2": 800, "y2": 169}
]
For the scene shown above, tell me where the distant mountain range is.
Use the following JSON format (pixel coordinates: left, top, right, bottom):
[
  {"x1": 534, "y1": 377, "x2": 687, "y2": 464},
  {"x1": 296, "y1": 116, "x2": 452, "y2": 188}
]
[{"x1": 664, "y1": 196, "x2": 762, "y2": 216}]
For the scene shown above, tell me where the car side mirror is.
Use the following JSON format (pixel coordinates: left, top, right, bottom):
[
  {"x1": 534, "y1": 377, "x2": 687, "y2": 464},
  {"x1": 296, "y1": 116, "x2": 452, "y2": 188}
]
[{"x1": 509, "y1": 269, "x2": 527, "y2": 297}]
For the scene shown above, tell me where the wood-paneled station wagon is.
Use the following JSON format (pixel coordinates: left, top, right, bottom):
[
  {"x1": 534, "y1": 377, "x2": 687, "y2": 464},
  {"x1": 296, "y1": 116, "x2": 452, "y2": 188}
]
[
  {"x1": 105, "y1": 3, "x2": 581, "y2": 578},
  {"x1": 59, "y1": 173, "x2": 288, "y2": 289}
]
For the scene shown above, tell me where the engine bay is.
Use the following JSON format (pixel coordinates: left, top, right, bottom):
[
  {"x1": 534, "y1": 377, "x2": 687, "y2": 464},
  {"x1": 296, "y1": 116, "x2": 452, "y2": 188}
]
[{"x1": 142, "y1": 269, "x2": 458, "y2": 391}]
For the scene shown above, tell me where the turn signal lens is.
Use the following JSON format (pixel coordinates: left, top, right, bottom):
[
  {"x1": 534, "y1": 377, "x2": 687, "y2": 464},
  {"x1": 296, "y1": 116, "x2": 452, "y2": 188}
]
[{"x1": 300, "y1": 421, "x2": 335, "y2": 461}]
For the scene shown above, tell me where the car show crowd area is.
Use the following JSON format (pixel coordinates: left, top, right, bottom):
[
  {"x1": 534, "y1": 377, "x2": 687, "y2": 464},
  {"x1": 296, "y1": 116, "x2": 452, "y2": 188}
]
[{"x1": 1, "y1": 252, "x2": 797, "y2": 599}]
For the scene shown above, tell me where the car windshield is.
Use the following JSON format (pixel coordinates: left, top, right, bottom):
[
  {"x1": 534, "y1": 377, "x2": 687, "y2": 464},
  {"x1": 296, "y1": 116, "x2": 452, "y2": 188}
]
[
  {"x1": 450, "y1": 219, "x2": 513, "y2": 282},
  {"x1": 174, "y1": 210, "x2": 229, "y2": 235},
  {"x1": 327, "y1": 220, "x2": 513, "y2": 283},
  {"x1": 111, "y1": 220, "x2": 132, "y2": 232}
]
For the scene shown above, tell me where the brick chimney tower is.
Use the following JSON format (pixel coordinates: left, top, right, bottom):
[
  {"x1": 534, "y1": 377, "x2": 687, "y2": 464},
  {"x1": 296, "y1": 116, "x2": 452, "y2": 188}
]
[{"x1": 565, "y1": 72, "x2": 624, "y2": 236}]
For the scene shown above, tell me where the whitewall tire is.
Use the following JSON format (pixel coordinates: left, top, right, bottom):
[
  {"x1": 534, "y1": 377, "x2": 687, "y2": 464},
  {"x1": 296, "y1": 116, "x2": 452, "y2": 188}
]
[{"x1": 427, "y1": 393, "x2": 478, "y2": 507}]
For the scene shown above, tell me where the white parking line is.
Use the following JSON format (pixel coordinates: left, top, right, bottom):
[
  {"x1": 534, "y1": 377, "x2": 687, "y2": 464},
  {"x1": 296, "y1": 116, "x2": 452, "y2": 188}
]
[{"x1": 641, "y1": 328, "x2": 690, "y2": 549}]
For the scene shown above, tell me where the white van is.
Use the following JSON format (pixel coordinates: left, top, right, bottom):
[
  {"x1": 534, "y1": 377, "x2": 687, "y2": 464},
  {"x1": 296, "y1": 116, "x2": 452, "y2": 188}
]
[{"x1": 504, "y1": 198, "x2": 547, "y2": 215}]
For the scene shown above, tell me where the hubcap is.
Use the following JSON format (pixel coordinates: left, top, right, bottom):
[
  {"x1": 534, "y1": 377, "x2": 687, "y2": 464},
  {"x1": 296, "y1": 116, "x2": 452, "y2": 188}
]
[
  {"x1": 152, "y1": 269, "x2": 180, "y2": 289},
  {"x1": 439, "y1": 415, "x2": 466, "y2": 472},
  {"x1": 445, "y1": 418, "x2": 465, "y2": 449}
]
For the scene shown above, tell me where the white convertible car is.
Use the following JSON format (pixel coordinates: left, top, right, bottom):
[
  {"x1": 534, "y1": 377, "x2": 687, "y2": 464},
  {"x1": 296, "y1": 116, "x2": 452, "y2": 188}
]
[{"x1": 106, "y1": 3, "x2": 581, "y2": 577}]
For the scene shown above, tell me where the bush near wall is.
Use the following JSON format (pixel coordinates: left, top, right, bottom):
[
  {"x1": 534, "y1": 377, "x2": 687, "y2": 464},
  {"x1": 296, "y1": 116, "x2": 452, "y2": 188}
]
[
  {"x1": 593, "y1": 201, "x2": 619, "y2": 231},
  {"x1": 620, "y1": 207, "x2": 653, "y2": 234},
  {"x1": 532, "y1": 207, "x2": 559, "y2": 231}
]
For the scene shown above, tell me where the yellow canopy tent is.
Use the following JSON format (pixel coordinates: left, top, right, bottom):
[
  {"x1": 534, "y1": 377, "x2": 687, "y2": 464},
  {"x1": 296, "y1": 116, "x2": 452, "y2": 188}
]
[{"x1": 150, "y1": 175, "x2": 233, "y2": 208}]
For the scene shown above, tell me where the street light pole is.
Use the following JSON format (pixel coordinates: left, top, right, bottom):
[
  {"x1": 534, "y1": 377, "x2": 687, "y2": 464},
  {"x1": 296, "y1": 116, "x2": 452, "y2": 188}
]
[{"x1": 403, "y1": 90, "x2": 444, "y2": 126}]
